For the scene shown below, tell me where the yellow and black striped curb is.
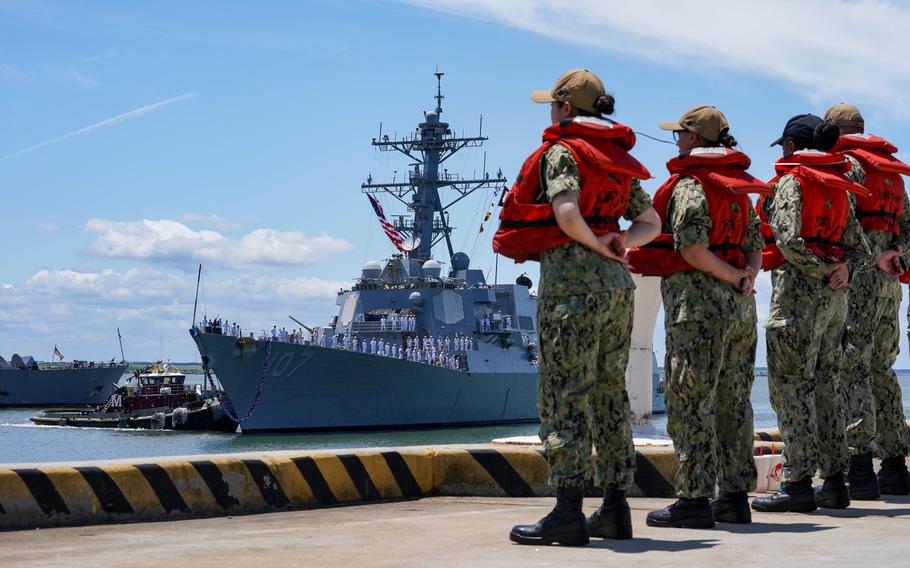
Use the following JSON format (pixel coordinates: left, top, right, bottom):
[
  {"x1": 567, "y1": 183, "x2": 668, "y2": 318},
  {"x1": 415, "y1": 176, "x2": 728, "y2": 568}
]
[{"x1": 0, "y1": 446, "x2": 678, "y2": 531}]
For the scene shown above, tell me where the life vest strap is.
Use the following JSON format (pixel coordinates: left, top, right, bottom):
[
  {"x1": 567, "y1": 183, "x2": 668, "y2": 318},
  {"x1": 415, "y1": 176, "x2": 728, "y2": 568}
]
[
  {"x1": 498, "y1": 215, "x2": 620, "y2": 229},
  {"x1": 856, "y1": 210, "x2": 898, "y2": 220}
]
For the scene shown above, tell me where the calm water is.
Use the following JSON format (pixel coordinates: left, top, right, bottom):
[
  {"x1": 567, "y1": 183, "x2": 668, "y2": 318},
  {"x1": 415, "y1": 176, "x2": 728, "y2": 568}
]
[{"x1": 3, "y1": 373, "x2": 910, "y2": 464}]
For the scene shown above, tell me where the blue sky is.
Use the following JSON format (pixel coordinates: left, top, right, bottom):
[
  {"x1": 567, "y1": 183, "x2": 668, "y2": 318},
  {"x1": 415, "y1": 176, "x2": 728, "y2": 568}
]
[{"x1": 1, "y1": 0, "x2": 909, "y2": 365}]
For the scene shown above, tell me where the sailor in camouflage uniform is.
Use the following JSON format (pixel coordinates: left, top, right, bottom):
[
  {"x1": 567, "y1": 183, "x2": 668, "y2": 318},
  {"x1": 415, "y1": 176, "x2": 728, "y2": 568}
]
[
  {"x1": 633, "y1": 107, "x2": 764, "y2": 528},
  {"x1": 752, "y1": 114, "x2": 874, "y2": 513},
  {"x1": 507, "y1": 70, "x2": 660, "y2": 546},
  {"x1": 826, "y1": 103, "x2": 910, "y2": 499}
]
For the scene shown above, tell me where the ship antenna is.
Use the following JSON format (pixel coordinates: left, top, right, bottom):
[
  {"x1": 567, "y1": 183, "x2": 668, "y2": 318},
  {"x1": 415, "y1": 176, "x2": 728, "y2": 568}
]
[
  {"x1": 192, "y1": 263, "x2": 202, "y2": 328},
  {"x1": 434, "y1": 69, "x2": 444, "y2": 114},
  {"x1": 117, "y1": 327, "x2": 126, "y2": 364}
]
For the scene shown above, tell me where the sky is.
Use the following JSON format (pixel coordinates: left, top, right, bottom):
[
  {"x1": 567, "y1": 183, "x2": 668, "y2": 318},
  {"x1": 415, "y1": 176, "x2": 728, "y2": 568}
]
[{"x1": 2, "y1": 0, "x2": 910, "y2": 365}]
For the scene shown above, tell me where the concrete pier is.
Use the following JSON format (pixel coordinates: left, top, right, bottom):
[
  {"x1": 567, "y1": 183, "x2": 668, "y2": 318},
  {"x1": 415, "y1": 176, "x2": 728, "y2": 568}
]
[{"x1": 3, "y1": 495, "x2": 910, "y2": 567}]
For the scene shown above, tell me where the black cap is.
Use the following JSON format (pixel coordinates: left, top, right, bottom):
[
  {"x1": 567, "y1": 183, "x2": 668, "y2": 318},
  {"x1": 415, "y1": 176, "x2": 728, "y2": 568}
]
[{"x1": 770, "y1": 114, "x2": 824, "y2": 147}]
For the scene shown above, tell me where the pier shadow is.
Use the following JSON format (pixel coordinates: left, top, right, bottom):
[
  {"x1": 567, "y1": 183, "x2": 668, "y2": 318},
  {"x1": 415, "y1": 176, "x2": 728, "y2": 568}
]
[
  {"x1": 711, "y1": 521, "x2": 834, "y2": 534},
  {"x1": 587, "y1": 537, "x2": 719, "y2": 553},
  {"x1": 811, "y1": 507, "x2": 910, "y2": 519}
]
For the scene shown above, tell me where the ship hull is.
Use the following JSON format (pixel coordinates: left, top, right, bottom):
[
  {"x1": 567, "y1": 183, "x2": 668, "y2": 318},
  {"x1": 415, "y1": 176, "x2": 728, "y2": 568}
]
[
  {"x1": 0, "y1": 365, "x2": 125, "y2": 407},
  {"x1": 193, "y1": 332, "x2": 540, "y2": 433}
]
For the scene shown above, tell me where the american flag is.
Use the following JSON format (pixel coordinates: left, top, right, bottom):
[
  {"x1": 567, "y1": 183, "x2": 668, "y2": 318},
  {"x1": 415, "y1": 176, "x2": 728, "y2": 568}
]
[
  {"x1": 366, "y1": 194, "x2": 406, "y2": 252},
  {"x1": 53, "y1": 345, "x2": 64, "y2": 361}
]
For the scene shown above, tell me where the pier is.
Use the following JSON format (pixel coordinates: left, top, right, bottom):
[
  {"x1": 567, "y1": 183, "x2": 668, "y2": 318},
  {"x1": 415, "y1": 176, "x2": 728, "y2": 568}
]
[
  {"x1": 2, "y1": 434, "x2": 908, "y2": 566},
  {"x1": 3, "y1": 493, "x2": 909, "y2": 567}
]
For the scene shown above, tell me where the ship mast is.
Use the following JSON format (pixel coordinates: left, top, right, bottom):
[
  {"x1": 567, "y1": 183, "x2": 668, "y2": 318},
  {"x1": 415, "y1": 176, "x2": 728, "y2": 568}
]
[{"x1": 361, "y1": 71, "x2": 507, "y2": 264}]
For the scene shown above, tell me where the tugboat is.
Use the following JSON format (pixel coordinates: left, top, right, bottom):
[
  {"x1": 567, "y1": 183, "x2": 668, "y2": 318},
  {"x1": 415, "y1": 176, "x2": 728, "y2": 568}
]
[{"x1": 30, "y1": 362, "x2": 237, "y2": 432}]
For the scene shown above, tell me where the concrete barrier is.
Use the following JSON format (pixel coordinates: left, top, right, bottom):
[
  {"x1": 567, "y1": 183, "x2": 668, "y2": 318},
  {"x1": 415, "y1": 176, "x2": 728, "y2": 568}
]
[{"x1": 0, "y1": 445, "x2": 678, "y2": 531}]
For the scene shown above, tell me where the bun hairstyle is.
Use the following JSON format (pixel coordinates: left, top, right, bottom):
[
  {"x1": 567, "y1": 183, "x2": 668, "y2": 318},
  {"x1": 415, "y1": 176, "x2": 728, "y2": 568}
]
[
  {"x1": 592, "y1": 94, "x2": 615, "y2": 116},
  {"x1": 715, "y1": 129, "x2": 737, "y2": 148},
  {"x1": 812, "y1": 121, "x2": 841, "y2": 152}
]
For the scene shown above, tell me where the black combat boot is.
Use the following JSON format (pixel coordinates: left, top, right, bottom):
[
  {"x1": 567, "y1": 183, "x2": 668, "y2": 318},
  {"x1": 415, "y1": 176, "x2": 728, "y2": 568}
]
[
  {"x1": 711, "y1": 491, "x2": 751, "y2": 524},
  {"x1": 586, "y1": 487, "x2": 632, "y2": 539},
  {"x1": 646, "y1": 497, "x2": 715, "y2": 529},
  {"x1": 814, "y1": 472, "x2": 850, "y2": 509},
  {"x1": 751, "y1": 477, "x2": 817, "y2": 513},
  {"x1": 510, "y1": 486, "x2": 589, "y2": 546},
  {"x1": 849, "y1": 452, "x2": 881, "y2": 500},
  {"x1": 878, "y1": 455, "x2": 910, "y2": 495}
]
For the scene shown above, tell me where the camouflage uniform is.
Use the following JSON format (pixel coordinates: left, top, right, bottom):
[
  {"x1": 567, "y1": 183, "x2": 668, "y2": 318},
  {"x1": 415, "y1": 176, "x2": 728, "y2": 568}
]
[
  {"x1": 661, "y1": 177, "x2": 761, "y2": 499},
  {"x1": 840, "y1": 156, "x2": 910, "y2": 458},
  {"x1": 764, "y1": 174, "x2": 873, "y2": 483},
  {"x1": 537, "y1": 143, "x2": 652, "y2": 489}
]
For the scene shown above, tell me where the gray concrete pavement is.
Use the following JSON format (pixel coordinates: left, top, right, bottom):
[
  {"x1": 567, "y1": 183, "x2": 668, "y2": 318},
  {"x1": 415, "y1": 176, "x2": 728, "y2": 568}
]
[{"x1": 4, "y1": 495, "x2": 910, "y2": 567}]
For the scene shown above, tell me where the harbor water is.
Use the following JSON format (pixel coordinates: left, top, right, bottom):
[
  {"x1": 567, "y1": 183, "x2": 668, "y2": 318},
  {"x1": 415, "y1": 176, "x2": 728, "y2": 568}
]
[{"x1": 3, "y1": 372, "x2": 910, "y2": 464}]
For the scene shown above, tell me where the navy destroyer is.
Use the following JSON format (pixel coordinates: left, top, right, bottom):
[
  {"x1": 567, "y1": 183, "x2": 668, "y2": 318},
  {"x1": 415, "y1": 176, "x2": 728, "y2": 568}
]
[
  {"x1": 191, "y1": 73, "x2": 540, "y2": 432},
  {"x1": 0, "y1": 354, "x2": 126, "y2": 407}
]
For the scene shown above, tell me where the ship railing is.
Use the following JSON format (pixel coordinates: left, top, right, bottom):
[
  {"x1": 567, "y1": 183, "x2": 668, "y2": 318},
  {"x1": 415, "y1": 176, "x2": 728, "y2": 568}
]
[
  {"x1": 348, "y1": 321, "x2": 413, "y2": 334},
  {"x1": 38, "y1": 361, "x2": 123, "y2": 370}
]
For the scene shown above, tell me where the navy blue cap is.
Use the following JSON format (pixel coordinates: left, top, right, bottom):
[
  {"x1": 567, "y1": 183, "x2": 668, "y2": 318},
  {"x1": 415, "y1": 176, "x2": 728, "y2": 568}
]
[{"x1": 770, "y1": 114, "x2": 824, "y2": 147}]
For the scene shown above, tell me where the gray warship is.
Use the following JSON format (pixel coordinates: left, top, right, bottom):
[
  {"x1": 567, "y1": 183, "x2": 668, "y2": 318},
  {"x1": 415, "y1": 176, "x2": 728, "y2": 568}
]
[
  {"x1": 0, "y1": 354, "x2": 126, "y2": 407},
  {"x1": 191, "y1": 73, "x2": 540, "y2": 432}
]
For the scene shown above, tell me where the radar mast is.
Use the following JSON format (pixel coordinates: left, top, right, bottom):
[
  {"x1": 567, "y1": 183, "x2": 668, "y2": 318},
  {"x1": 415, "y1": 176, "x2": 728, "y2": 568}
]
[{"x1": 361, "y1": 71, "x2": 507, "y2": 264}]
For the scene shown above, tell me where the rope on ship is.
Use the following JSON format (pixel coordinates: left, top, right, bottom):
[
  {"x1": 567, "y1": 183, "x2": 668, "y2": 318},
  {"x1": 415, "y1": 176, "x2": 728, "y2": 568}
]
[{"x1": 206, "y1": 339, "x2": 274, "y2": 424}]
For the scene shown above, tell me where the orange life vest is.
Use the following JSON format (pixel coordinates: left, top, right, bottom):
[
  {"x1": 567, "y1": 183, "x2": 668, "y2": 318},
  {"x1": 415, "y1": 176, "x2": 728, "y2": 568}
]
[
  {"x1": 832, "y1": 134, "x2": 910, "y2": 235},
  {"x1": 492, "y1": 117, "x2": 651, "y2": 263},
  {"x1": 628, "y1": 147, "x2": 771, "y2": 276},
  {"x1": 756, "y1": 151, "x2": 870, "y2": 271}
]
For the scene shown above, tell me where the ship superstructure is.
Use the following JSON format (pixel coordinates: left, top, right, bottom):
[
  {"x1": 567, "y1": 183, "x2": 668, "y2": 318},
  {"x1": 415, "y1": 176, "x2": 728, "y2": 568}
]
[{"x1": 191, "y1": 73, "x2": 540, "y2": 432}]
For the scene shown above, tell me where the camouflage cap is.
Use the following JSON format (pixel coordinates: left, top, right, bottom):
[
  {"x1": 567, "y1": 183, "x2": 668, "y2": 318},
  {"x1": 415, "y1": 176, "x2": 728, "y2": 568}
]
[
  {"x1": 531, "y1": 69, "x2": 606, "y2": 115},
  {"x1": 824, "y1": 102, "x2": 864, "y2": 129},
  {"x1": 659, "y1": 105, "x2": 729, "y2": 143}
]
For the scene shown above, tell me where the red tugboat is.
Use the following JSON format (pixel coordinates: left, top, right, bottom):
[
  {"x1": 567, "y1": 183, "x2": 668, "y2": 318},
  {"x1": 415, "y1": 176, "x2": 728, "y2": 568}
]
[{"x1": 30, "y1": 362, "x2": 237, "y2": 432}]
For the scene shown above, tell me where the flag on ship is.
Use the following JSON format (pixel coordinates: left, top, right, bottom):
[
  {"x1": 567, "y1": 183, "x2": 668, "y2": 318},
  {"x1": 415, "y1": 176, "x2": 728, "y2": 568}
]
[
  {"x1": 366, "y1": 194, "x2": 406, "y2": 252},
  {"x1": 53, "y1": 345, "x2": 64, "y2": 361}
]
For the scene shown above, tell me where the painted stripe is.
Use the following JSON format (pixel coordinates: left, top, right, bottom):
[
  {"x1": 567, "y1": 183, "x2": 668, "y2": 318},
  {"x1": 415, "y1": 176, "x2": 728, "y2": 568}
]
[
  {"x1": 191, "y1": 460, "x2": 239, "y2": 509},
  {"x1": 468, "y1": 449, "x2": 535, "y2": 497},
  {"x1": 134, "y1": 463, "x2": 190, "y2": 513},
  {"x1": 243, "y1": 459, "x2": 290, "y2": 508},
  {"x1": 338, "y1": 454, "x2": 381, "y2": 501},
  {"x1": 75, "y1": 467, "x2": 134, "y2": 515},
  {"x1": 13, "y1": 469, "x2": 70, "y2": 516},
  {"x1": 381, "y1": 452, "x2": 423, "y2": 498},
  {"x1": 292, "y1": 457, "x2": 338, "y2": 505},
  {"x1": 633, "y1": 453, "x2": 675, "y2": 497}
]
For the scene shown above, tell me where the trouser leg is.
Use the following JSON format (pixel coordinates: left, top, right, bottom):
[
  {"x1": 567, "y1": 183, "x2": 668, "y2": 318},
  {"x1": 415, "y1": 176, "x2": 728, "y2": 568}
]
[
  {"x1": 767, "y1": 321, "x2": 821, "y2": 483},
  {"x1": 840, "y1": 288, "x2": 884, "y2": 454},
  {"x1": 715, "y1": 320, "x2": 758, "y2": 493},
  {"x1": 589, "y1": 289, "x2": 635, "y2": 492},
  {"x1": 874, "y1": 297, "x2": 910, "y2": 458},
  {"x1": 814, "y1": 290, "x2": 850, "y2": 479},
  {"x1": 665, "y1": 320, "x2": 725, "y2": 499},
  {"x1": 537, "y1": 294, "x2": 598, "y2": 488}
]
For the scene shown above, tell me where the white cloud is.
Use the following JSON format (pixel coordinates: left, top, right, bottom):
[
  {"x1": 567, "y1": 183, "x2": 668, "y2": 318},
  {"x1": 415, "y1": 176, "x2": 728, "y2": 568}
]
[
  {"x1": 0, "y1": 267, "x2": 347, "y2": 361},
  {"x1": 83, "y1": 218, "x2": 352, "y2": 267},
  {"x1": 407, "y1": 0, "x2": 910, "y2": 114},
  {"x1": 37, "y1": 220, "x2": 58, "y2": 232}
]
